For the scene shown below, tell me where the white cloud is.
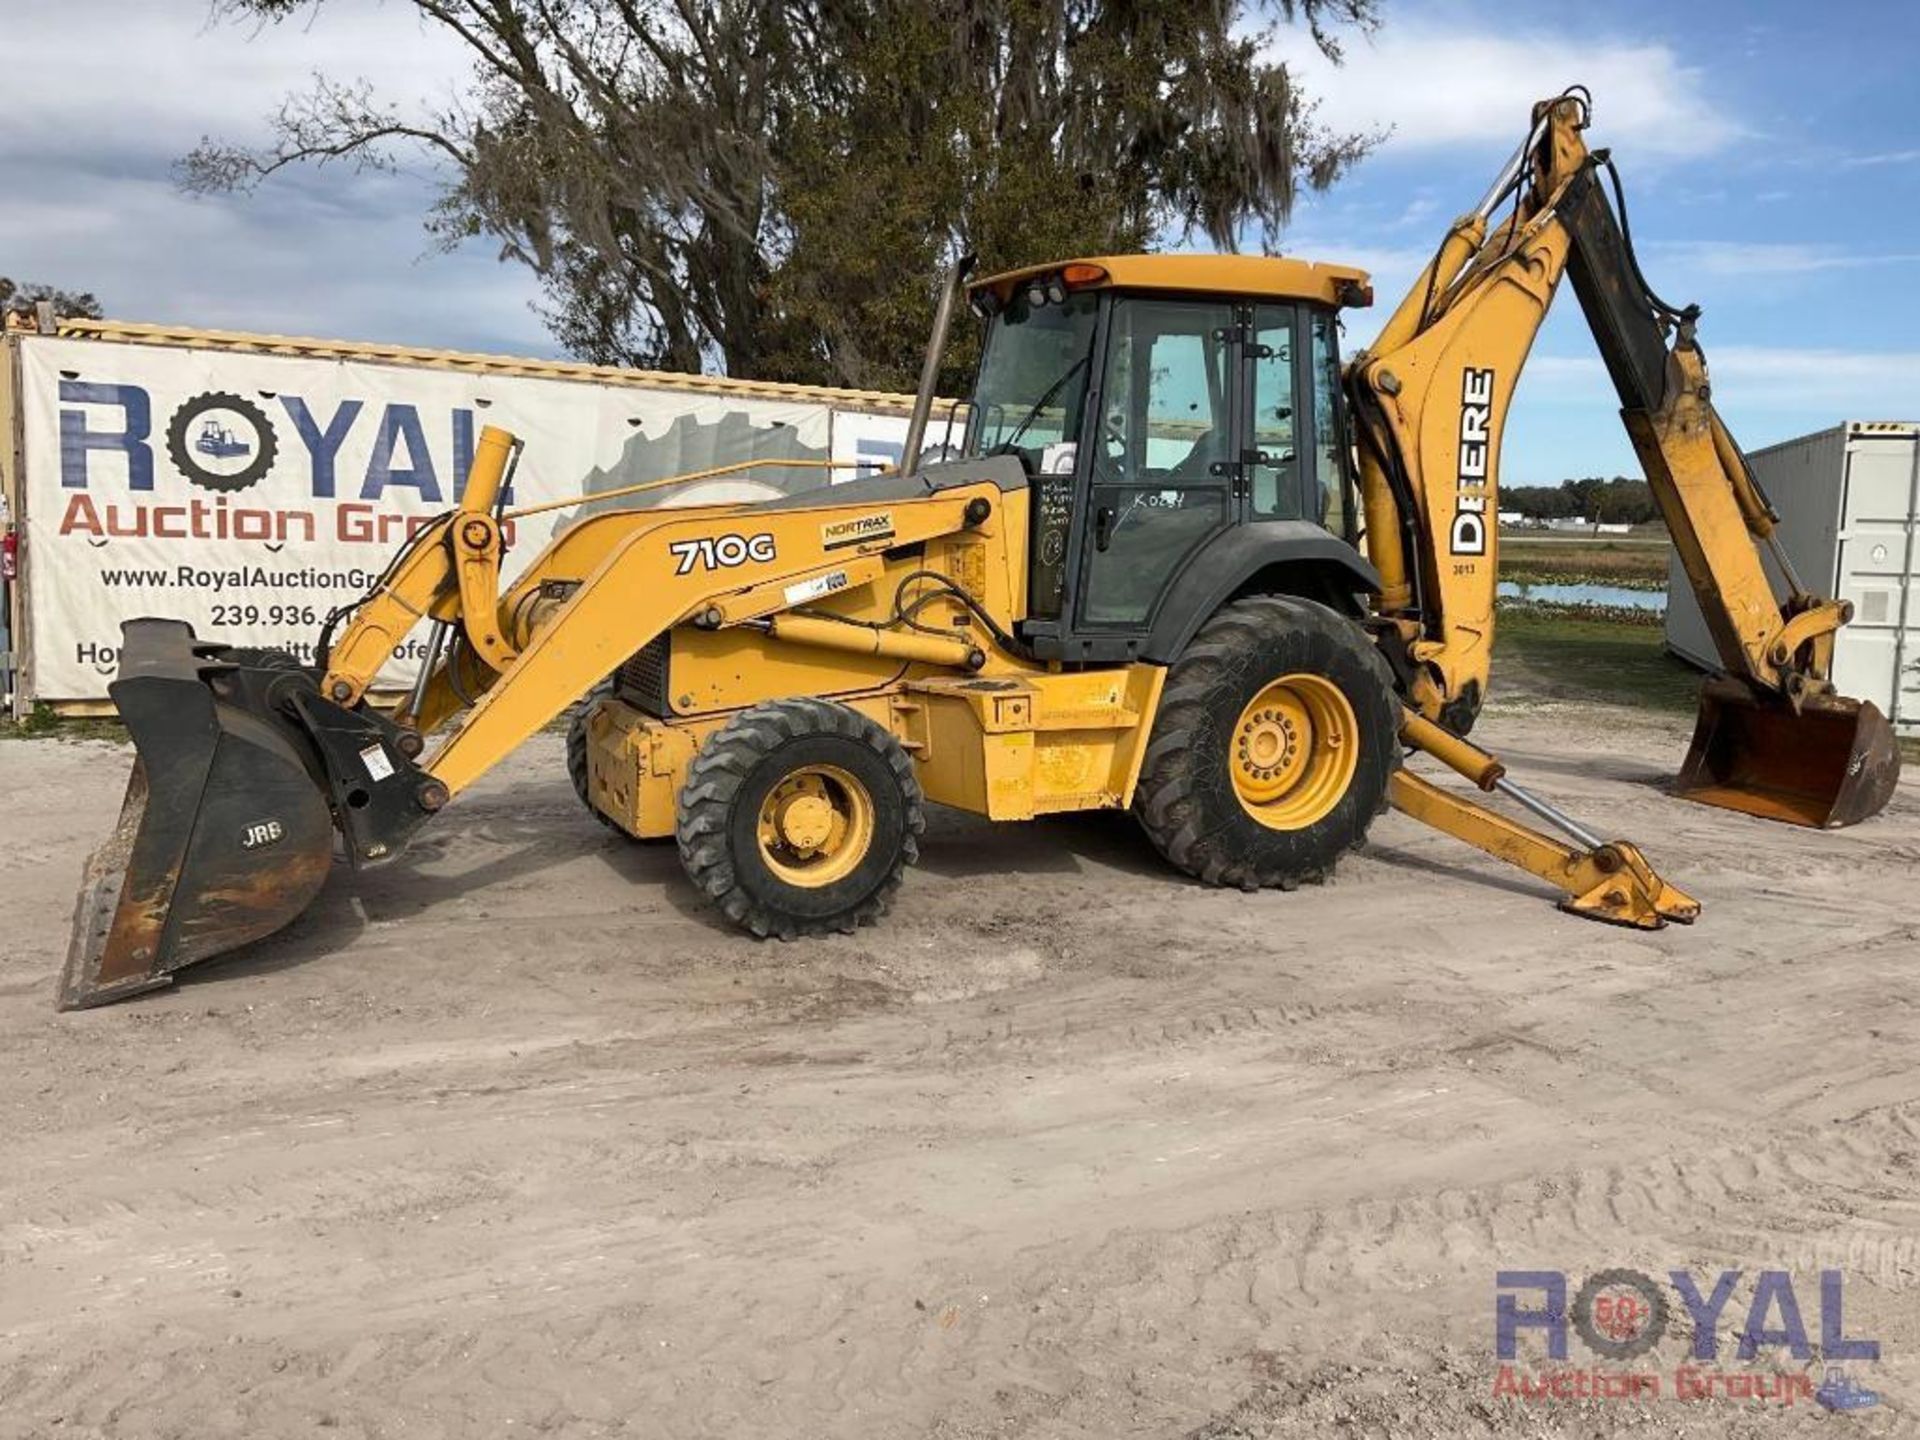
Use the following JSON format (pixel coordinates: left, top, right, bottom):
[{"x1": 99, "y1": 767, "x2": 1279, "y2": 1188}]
[
  {"x1": 1524, "y1": 355, "x2": 1610, "y2": 387},
  {"x1": 1840, "y1": 149, "x2": 1920, "y2": 169},
  {"x1": 1703, "y1": 347, "x2": 1920, "y2": 409},
  {"x1": 0, "y1": 170, "x2": 551, "y2": 354},
  {"x1": 1646, "y1": 242, "x2": 1920, "y2": 277},
  {"x1": 1525, "y1": 348, "x2": 1920, "y2": 417},
  {"x1": 1388, "y1": 194, "x2": 1440, "y2": 231},
  {"x1": 1271, "y1": 19, "x2": 1745, "y2": 160},
  {"x1": 1506, "y1": 345, "x2": 1918, "y2": 482},
  {"x1": 0, "y1": 1, "x2": 471, "y2": 163},
  {"x1": 0, "y1": 0, "x2": 551, "y2": 357}
]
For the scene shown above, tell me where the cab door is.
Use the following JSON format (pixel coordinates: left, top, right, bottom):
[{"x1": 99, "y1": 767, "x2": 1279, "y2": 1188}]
[
  {"x1": 1246, "y1": 303, "x2": 1309, "y2": 523},
  {"x1": 1076, "y1": 297, "x2": 1243, "y2": 632},
  {"x1": 1247, "y1": 302, "x2": 1353, "y2": 536}
]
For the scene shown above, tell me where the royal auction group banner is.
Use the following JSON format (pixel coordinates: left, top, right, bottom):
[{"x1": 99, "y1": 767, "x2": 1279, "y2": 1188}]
[{"x1": 17, "y1": 333, "x2": 932, "y2": 699}]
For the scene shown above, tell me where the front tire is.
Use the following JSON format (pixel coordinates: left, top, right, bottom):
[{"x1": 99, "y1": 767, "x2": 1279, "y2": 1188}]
[
  {"x1": 676, "y1": 699, "x2": 923, "y2": 938},
  {"x1": 1133, "y1": 595, "x2": 1398, "y2": 891}
]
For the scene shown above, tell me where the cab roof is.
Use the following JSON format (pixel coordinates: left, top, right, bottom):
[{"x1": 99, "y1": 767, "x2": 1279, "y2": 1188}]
[{"x1": 971, "y1": 253, "x2": 1374, "y2": 309}]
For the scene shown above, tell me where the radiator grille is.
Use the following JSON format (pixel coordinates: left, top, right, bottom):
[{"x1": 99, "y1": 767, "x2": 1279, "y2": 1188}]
[{"x1": 617, "y1": 633, "x2": 672, "y2": 716}]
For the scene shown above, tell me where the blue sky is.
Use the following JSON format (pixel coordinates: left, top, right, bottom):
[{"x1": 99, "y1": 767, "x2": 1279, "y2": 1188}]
[
  {"x1": 5, "y1": 0, "x2": 1915, "y2": 484},
  {"x1": 1269, "y1": 0, "x2": 1920, "y2": 482}
]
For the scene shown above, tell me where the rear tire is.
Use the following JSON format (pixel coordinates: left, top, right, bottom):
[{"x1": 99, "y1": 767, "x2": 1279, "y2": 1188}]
[
  {"x1": 1133, "y1": 595, "x2": 1398, "y2": 891},
  {"x1": 676, "y1": 698, "x2": 923, "y2": 939}
]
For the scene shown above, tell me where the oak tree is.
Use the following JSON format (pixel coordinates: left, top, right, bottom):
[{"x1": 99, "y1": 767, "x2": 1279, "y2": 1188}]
[{"x1": 186, "y1": 0, "x2": 1379, "y2": 391}]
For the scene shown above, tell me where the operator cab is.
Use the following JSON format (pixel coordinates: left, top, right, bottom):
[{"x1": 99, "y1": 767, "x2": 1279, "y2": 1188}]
[{"x1": 963, "y1": 255, "x2": 1375, "y2": 663}]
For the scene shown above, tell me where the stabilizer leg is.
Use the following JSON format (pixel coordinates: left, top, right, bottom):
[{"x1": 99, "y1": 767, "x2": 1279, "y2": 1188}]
[{"x1": 1393, "y1": 711, "x2": 1700, "y2": 929}]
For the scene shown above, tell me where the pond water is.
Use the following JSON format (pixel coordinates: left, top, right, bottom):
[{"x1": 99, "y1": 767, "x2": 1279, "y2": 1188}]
[{"x1": 1497, "y1": 580, "x2": 1664, "y2": 612}]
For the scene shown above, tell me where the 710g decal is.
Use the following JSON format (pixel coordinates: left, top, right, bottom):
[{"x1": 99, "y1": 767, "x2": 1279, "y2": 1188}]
[{"x1": 669, "y1": 532, "x2": 777, "y2": 575}]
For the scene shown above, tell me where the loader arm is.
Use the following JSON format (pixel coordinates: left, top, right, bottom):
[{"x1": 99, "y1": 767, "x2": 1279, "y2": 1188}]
[
  {"x1": 1351, "y1": 89, "x2": 1899, "y2": 826},
  {"x1": 416, "y1": 489, "x2": 1000, "y2": 799},
  {"x1": 315, "y1": 430, "x2": 1006, "y2": 806}
]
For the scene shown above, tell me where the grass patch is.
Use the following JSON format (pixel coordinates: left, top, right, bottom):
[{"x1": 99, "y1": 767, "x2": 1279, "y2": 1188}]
[
  {"x1": 1500, "y1": 537, "x2": 1670, "y2": 588},
  {"x1": 1491, "y1": 603, "x2": 1701, "y2": 716},
  {"x1": 1502, "y1": 568, "x2": 1668, "y2": 593},
  {"x1": 0, "y1": 702, "x2": 126, "y2": 742}
]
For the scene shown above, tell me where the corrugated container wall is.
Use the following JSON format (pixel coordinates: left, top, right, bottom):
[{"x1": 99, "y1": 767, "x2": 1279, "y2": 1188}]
[{"x1": 1665, "y1": 422, "x2": 1920, "y2": 733}]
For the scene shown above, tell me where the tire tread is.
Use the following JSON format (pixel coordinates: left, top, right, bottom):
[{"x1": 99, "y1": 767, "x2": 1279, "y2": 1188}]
[
  {"x1": 566, "y1": 684, "x2": 632, "y2": 836},
  {"x1": 676, "y1": 698, "x2": 923, "y2": 939},
  {"x1": 1134, "y1": 595, "x2": 1398, "y2": 891}
]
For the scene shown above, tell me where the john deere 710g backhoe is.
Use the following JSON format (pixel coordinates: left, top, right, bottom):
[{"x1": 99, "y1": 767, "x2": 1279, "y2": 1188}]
[{"x1": 60, "y1": 90, "x2": 1900, "y2": 1009}]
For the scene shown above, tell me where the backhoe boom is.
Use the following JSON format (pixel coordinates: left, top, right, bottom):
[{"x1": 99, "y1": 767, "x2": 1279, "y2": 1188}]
[{"x1": 1350, "y1": 88, "x2": 1899, "y2": 827}]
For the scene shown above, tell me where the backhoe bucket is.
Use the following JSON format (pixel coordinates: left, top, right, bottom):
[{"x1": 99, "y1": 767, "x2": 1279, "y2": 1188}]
[
  {"x1": 59, "y1": 620, "x2": 336, "y2": 1010},
  {"x1": 1675, "y1": 676, "x2": 1901, "y2": 829}
]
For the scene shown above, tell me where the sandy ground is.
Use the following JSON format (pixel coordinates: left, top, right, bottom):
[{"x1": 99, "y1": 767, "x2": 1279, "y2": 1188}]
[{"x1": 1, "y1": 698, "x2": 1917, "y2": 1439}]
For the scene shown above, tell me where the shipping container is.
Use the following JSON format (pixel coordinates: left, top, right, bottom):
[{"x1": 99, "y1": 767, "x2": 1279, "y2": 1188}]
[{"x1": 1665, "y1": 421, "x2": 1920, "y2": 733}]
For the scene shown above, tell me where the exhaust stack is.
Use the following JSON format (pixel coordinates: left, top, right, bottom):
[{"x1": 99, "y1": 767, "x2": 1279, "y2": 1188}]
[{"x1": 899, "y1": 254, "x2": 974, "y2": 474}]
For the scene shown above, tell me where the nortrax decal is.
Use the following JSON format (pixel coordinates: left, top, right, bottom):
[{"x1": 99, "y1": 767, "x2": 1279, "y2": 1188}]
[
  {"x1": 821, "y1": 510, "x2": 895, "y2": 550},
  {"x1": 1450, "y1": 367, "x2": 1496, "y2": 556}
]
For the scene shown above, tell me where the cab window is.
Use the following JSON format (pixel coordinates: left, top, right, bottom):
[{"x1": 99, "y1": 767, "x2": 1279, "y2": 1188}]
[
  {"x1": 964, "y1": 289, "x2": 1100, "y2": 469},
  {"x1": 1095, "y1": 299, "x2": 1233, "y2": 483},
  {"x1": 1079, "y1": 298, "x2": 1235, "y2": 628}
]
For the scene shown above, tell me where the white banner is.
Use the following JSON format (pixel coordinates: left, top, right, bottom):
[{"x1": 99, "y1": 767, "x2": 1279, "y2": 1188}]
[{"x1": 19, "y1": 336, "x2": 920, "y2": 699}]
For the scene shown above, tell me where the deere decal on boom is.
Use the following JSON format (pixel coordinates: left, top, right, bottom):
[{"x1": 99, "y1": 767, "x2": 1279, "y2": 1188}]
[{"x1": 60, "y1": 90, "x2": 1898, "y2": 1010}]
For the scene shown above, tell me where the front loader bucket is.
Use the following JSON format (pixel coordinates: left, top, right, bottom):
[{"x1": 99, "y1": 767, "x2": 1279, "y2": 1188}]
[
  {"x1": 1675, "y1": 676, "x2": 1901, "y2": 829},
  {"x1": 59, "y1": 620, "x2": 336, "y2": 1010}
]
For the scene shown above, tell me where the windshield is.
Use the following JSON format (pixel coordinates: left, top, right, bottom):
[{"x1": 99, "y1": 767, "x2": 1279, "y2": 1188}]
[{"x1": 965, "y1": 290, "x2": 1100, "y2": 471}]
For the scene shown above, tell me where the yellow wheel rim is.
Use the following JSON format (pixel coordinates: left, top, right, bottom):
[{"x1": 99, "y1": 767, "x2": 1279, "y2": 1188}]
[
  {"x1": 755, "y1": 763, "x2": 875, "y2": 887},
  {"x1": 1229, "y1": 673, "x2": 1359, "y2": 831}
]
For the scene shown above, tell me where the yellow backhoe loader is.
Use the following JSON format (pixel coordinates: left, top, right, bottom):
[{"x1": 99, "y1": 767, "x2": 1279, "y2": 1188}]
[{"x1": 59, "y1": 90, "x2": 1899, "y2": 1009}]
